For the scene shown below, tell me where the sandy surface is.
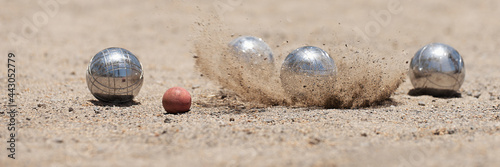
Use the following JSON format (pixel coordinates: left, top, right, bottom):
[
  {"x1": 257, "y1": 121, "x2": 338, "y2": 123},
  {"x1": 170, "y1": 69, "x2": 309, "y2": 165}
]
[{"x1": 1, "y1": 0, "x2": 500, "y2": 166}]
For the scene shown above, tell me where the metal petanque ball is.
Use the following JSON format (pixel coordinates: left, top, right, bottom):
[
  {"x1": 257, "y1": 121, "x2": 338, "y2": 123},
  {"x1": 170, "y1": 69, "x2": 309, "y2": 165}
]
[
  {"x1": 280, "y1": 46, "x2": 337, "y2": 103},
  {"x1": 228, "y1": 36, "x2": 274, "y2": 65},
  {"x1": 86, "y1": 47, "x2": 144, "y2": 103},
  {"x1": 409, "y1": 43, "x2": 465, "y2": 92}
]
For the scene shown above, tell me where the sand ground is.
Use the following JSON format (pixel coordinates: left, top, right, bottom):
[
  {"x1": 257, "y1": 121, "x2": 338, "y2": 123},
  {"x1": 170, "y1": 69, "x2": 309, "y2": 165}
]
[{"x1": 1, "y1": 0, "x2": 500, "y2": 166}]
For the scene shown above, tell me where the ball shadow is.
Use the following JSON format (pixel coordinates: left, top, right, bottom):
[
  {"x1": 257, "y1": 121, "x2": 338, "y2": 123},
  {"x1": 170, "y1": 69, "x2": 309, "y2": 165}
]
[
  {"x1": 408, "y1": 88, "x2": 461, "y2": 98},
  {"x1": 88, "y1": 99, "x2": 141, "y2": 107},
  {"x1": 324, "y1": 96, "x2": 400, "y2": 109},
  {"x1": 163, "y1": 110, "x2": 191, "y2": 115}
]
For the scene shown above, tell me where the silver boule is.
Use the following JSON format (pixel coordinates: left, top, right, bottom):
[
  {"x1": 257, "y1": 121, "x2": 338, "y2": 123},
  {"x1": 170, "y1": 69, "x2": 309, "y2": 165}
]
[
  {"x1": 280, "y1": 46, "x2": 337, "y2": 103},
  {"x1": 409, "y1": 43, "x2": 465, "y2": 92},
  {"x1": 86, "y1": 47, "x2": 144, "y2": 103},
  {"x1": 228, "y1": 36, "x2": 274, "y2": 65}
]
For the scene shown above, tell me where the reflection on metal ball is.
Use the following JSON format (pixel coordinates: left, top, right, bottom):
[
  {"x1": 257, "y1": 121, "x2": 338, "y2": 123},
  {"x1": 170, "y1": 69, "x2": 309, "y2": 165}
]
[
  {"x1": 280, "y1": 46, "x2": 337, "y2": 103},
  {"x1": 228, "y1": 36, "x2": 274, "y2": 65},
  {"x1": 86, "y1": 47, "x2": 144, "y2": 103},
  {"x1": 409, "y1": 43, "x2": 465, "y2": 92}
]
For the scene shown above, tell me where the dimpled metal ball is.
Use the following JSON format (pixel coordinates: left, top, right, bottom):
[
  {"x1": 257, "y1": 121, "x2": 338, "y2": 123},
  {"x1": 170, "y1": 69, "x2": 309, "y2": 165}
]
[
  {"x1": 280, "y1": 46, "x2": 337, "y2": 101},
  {"x1": 228, "y1": 36, "x2": 274, "y2": 65},
  {"x1": 86, "y1": 47, "x2": 144, "y2": 103},
  {"x1": 409, "y1": 43, "x2": 465, "y2": 91}
]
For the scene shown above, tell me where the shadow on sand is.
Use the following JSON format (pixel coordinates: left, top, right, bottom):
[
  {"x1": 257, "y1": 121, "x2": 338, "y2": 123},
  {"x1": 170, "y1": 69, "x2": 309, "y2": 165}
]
[
  {"x1": 408, "y1": 88, "x2": 462, "y2": 98},
  {"x1": 88, "y1": 99, "x2": 141, "y2": 107}
]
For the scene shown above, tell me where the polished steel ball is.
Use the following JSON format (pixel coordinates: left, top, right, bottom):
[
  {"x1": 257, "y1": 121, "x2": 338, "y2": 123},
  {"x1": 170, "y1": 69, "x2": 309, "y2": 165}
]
[
  {"x1": 228, "y1": 36, "x2": 274, "y2": 65},
  {"x1": 280, "y1": 46, "x2": 337, "y2": 102},
  {"x1": 409, "y1": 43, "x2": 465, "y2": 91},
  {"x1": 86, "y1": 47, "x2": 144, "y2": 103}
]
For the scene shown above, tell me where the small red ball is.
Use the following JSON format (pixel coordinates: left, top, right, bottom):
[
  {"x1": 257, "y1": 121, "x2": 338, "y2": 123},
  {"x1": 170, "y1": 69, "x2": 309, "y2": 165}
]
[{"x1": 162, "y1": 87, "x2": 191, "y2": 113}]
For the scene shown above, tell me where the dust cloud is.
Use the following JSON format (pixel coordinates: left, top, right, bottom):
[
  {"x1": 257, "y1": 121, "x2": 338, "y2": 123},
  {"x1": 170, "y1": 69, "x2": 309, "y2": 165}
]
[{"x1": 193, "y1": 16, "x2": 407, "y2": 109}]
